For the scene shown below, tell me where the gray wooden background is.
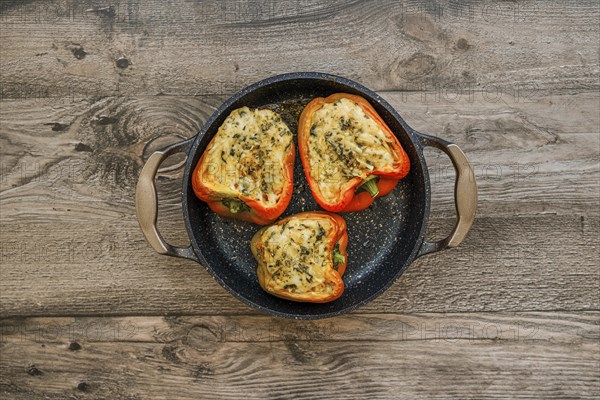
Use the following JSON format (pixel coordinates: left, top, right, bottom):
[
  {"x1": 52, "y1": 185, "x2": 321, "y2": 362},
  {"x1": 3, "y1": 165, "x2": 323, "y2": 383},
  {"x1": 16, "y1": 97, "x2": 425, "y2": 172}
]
[{"x1": 1, "y1": 0, "x2": 598, "y2": 399}]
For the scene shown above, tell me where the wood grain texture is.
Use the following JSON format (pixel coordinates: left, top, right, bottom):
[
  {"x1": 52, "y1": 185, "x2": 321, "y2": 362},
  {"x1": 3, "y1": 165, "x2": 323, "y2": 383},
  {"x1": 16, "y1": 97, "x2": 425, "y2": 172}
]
[
  {"x1": 1, "y1": 92, "x2": 598, "y2": 223},
  {"x1": 1, "y1": 0, "x2": 599, "y2": 398},
  {"x1": 1, "y1": 313, "x2": 598, "y2": 399},
  {"x1": 0, "y1": 214, "x2": 598, "y2": 317},
  {"x1": 1, "y1": 92, "x2": 598, "y2": 317},
  {"x1": 0, "y1": 0, "x2": 598, "y2": 98}
]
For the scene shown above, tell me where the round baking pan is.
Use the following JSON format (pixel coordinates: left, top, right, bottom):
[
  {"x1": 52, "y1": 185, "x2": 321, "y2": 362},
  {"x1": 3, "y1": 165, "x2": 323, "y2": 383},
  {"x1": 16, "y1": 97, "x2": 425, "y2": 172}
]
[{"x1": 136, "y1": 72, "x2": 477, "y2": 319}]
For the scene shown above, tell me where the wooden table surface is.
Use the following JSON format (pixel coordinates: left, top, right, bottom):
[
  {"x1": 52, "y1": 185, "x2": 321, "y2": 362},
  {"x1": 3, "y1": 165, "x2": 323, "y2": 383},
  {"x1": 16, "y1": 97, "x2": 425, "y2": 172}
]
[{"x1": 1, "y1": 1, "x2": 598, "y2": 399}]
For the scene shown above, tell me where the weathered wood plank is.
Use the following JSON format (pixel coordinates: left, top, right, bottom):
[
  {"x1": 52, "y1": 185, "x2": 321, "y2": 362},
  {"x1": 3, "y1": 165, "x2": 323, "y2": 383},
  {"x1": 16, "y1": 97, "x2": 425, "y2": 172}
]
[
  {"x1": 1, "y1": 212, "x2": 597, "y2": 317},
  {"x1": 1, "y1": 91, "x2": 598, "y2": 317},
  {"x1": 1, "y1": 1, "x2": 598, "y2": 399},
  {"x1": 1, "y1": 0, "x2": 598, "y2": 97},
  {"x1": 1, "y1": 313, "x2": 598, "y2": 399},
  {"x1": 1, "y1": 92, "x2": 598, "y2": 224}
]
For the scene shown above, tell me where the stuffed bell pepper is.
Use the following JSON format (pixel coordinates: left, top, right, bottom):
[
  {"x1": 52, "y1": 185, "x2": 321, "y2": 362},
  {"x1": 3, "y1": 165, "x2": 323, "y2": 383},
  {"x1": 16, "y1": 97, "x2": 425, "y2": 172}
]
[
  {"x1": 192, "y1": 107, "x2": 294, "y2": 225},
  {"x1": 250, "y1": 211, "x2": 348, "y2": 303},
  {"x1": 298, "y1": 93, "x2": 410, "y2": 212}
]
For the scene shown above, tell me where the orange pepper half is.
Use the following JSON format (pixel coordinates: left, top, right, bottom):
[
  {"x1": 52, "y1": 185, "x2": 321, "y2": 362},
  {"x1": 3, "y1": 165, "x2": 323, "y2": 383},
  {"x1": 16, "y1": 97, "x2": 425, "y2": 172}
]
[
  {"x1": 250, "y1": 211, "x2": 348, "y2": 303},
  {"x1": 192, "y1": 108, "x2": 295, "y2": 225},
  {"x1": 298, "y1": 93, "x2": 410, "y2": 212}
]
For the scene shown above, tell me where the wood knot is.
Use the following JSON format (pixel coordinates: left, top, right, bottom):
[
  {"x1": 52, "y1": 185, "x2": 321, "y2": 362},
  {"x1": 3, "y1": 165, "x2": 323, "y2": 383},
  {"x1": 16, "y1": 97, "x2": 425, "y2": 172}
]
[
  {"x1": 191, "y1": 363, "x2": 214, "y2": 380},
  {"x1": 68, "y1": 341, "x2": 82, "y2": 351},
  {"x1": 284, "y1": 338, "x2": 315, "y2": 364},
  {"x1": 93, "y1": 115, "x2": 119, "y2": 125},
  {"x1": 26, "y1": 364, "x2": 43, "y2": 376},
  {"x1": 74, "y1": 143, "x2": 93, "y2": 152},
  {"x1": 184, "y1": 324, "x2": 222, "y2": 354},
  {"x1": 44, "y1": 122, "x2": 68, "y2": 131},
  {"x1": 394, "y1": 53, "x2": 436, "y2": 81},
  {"x1": 116, "y1": 57, "x2": 130, "y2": 69},
  {"x1": 456, "y1": 38, "x2": 470, "y2": 50},
  {"x1": 71, "y1": 46, "x2": 87, "y2": 60}
]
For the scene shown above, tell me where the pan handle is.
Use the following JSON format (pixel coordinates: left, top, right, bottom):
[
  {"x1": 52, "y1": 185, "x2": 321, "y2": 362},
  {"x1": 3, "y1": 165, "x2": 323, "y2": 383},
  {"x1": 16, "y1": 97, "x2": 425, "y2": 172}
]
[
  {"x1": 135, "y1": 137, "x2": 198, "y2": 261},
  {"x1": 414, "y1": 132, "x2": 477, "y2": 258}
]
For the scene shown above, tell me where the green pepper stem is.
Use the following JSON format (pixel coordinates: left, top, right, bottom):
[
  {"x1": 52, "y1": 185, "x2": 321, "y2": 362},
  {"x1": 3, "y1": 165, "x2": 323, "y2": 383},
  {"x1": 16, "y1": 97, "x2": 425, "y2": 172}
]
[
  {"x1": 333, "y1": 252, "x2": 345, "y2": 265},
  {"x1": 360, "y1": 178, "x2": 379, "y2": 198},
  {"x1": 333, "y1": 248, "x2": 345, "y2": 269},
  {"x1": 224, "y1": 198, "x2": 243, "y2": 213}
]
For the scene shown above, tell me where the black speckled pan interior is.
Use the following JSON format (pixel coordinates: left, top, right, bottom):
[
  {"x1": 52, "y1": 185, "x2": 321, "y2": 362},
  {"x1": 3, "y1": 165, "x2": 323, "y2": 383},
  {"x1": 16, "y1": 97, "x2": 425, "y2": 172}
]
[{"x1": 181, "y1": 73, "x2": 432, "y2": 319}]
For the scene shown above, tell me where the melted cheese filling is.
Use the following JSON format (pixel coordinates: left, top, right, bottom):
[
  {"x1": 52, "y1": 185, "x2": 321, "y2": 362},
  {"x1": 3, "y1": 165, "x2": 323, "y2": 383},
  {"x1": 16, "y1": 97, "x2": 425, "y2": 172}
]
[
  {"x1": 259, "y1": 217, "x2": 337, "y2": 295},
  {"x1": 200, "y1": 107, "x2": 293, "y2": 206},
  {"x1": 307, "y1": 98, "x2": 397, "y2": 202}
]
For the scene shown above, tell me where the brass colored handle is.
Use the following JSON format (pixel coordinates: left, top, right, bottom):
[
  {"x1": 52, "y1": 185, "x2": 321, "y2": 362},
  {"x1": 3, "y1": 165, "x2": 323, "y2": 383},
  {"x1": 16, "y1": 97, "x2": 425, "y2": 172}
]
[
  {"x1": 416, "y1": 132, "x2": 477, "y2": 257},
  {"x1": 135, "y1": 137, "x2": 198, "y2": 261}
]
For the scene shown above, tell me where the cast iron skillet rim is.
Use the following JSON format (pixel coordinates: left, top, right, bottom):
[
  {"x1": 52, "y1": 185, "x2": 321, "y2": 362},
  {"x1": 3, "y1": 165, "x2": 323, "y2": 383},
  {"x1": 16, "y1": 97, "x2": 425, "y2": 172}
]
[{"x1": 181, "y1": 72, "x2": 432, "y2": 319}]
